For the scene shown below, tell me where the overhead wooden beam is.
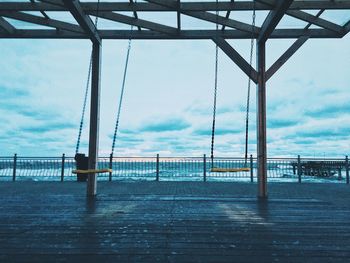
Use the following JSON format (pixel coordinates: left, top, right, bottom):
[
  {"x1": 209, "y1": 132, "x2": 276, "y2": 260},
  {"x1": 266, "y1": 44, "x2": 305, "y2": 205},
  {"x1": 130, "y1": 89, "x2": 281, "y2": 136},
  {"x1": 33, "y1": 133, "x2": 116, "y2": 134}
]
[
  {"x1": 222, "y1": 0, "x2": 235, "y2": 31},
  {"x1": 129, "y1": 0, "x2": 141, "y2": 31},
  {"x1": 2, "y1": 1, "x2": 350, "y2": 12},
  {"x1": 258, "y1": 0, "x2": 294, "y2": 43},
  {"x1": 0, "y1": 11, "x2": 84, "y2": 33},
  {"x1": 0, "y1": 16, "x2": 15, "y2": 34},
  {"x1": 145, "y1": 0, "x2": 260, "y2": 34},
  {"x1": 177, "y1": 0, "x2": 181, "y2": 31},
  {"x1": 0, "y1": 28, "x2": 343, "y2": 40},
  {"x1": 344, "y1": 19, "x2": 350, "y2": 33},
  {"x1": 266, "y1": 36, "x2": 309, "y2": 81},
  {"x1": 89, "y1": 11, "x2": 178, "y2": 35},
  {"x1": 185, "y1": 10, "x2": 259, "y2": 34},
  {"x1": 286, "y1": 10, "x2": 344, "y2": 34},
  {"x1": 212, "y1": 37, "x2": 258, "y2": 83},
  {"x1": 62, "y1": 0, "x2": 100, "y2": 44}
]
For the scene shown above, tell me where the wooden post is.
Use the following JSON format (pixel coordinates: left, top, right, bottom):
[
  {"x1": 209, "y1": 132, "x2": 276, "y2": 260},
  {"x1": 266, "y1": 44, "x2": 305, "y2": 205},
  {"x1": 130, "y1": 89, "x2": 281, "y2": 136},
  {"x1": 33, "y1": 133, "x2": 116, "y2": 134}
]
[
  {"x1": 61, "y1": 153, "x2": 65, "y2": 182},
  {"x1": 250, "y1": 154, "x2": 254, "y2": 183},
  {"x1": 12, "y1": 153, "x2": 17, "y2": 182},
  {"x1": 346, "y1": 156, "x2": 349, "y2": 185},
  {"x1": 257, "y1": 40, "x2": 267, "y2": 198},
  {"x1": 109, "y1": 153, "x2": 113, "y2": 182},
  {"x1": 203, "y1": 154, "x2": 207, "y2": 182},
  {"x1": 338, "y1": 167, "x2": 342, "y2": 181},
  {"x1": 156, "y1": 154, "x2": 160, "y2": 181},
  {"x1": 87, "y1": 42, "x2": 101, "y2": 197},
  {"x1": 297, "y1": 155, "x2": 302, "y2": 183}
]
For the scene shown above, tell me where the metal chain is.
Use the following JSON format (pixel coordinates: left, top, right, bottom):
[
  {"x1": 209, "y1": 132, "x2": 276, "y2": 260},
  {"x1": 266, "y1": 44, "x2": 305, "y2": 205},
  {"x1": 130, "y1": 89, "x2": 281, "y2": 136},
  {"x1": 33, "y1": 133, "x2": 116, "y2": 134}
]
[
  {"x1": 111, "y1": 25, "x2": 134, "y2": 156},
  {"x1": 244, "y1": 0, "x2": 256, "y2": 164},
  {"x1": 75, "y1": 0, "x2": 101, "y2": 154},
  {"x1": 210, "y1": 0, "x2": 219, "y2": 167}
]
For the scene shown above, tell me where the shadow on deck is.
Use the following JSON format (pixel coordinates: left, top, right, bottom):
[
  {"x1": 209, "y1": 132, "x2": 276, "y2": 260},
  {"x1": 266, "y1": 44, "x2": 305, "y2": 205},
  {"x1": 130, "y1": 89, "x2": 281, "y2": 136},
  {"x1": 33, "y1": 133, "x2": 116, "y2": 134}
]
[{"x1": 0, "y1": 181, "x2": 349, "y2": 262}]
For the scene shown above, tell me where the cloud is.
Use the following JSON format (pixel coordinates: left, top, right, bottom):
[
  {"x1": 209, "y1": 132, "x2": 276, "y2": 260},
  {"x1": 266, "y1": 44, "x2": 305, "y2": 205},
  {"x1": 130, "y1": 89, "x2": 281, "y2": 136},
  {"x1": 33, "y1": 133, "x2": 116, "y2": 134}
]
[
  {"x1": 305, "y1": 104, "x2": 350, "y2": 118},
  {"x1": 0, "y1": 85, "x2": 29, "y2": 98},
  {"x1": 21, "y1": 122, "x2": 76, "y2": 134},
  {"x1": 140, "y1": 118, "x2": 190, "y2": 132},
  {"x1": 268, "y1": 119, "x2": 299, "y2": 128},
  {"x1": 192, "y1": 127, "x2": 242, "y2": 136}
]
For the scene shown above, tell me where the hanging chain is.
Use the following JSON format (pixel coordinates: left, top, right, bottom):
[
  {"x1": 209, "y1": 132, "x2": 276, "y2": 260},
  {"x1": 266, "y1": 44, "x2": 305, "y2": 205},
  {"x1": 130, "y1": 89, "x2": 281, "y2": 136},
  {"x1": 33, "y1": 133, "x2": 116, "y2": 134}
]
[
  {"x1": 244, "y1": 0, "x2": 256, "y2": 164},
  {"x1": 111, "y1": 25, "x2": 134, "y2": 156},
  {"x1": 75, "y1": 0, "x2": 101, "y2": 154},
  {"x1": 75, "y1": 56, "x2": 92, "y2": 154},
  {"x1": 210, "y1": 0, "x2": 219, "y2": 167}
]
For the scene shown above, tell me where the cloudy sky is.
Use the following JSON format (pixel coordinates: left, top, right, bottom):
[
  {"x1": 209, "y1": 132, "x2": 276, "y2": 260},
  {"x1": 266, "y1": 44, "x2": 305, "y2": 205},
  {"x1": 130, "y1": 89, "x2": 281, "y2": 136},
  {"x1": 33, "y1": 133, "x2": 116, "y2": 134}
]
[{"x1": 1, "y1": 5, "x2": 350, "y2": 158}]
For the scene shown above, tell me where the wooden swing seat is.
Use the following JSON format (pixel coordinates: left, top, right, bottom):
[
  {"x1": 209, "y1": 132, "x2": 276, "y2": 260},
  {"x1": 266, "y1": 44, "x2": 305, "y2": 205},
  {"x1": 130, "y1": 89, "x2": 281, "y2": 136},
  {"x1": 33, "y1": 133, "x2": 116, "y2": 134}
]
[
  {"x1": 72, "y1": 169, "x2": 112, "y2": 174},
  {"x1": 211, "y1": 167, "x2": 250, "y2": 173}
]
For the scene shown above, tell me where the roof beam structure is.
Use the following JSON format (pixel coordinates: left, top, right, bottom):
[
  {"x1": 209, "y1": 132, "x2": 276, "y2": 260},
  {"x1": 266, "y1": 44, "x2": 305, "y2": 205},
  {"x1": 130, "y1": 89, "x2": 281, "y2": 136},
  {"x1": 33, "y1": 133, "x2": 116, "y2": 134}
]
[
  {"x1": 0, "y1": 1, "x2": 349, "y2": 40},
  {"x1": 62, "y1": 0, "x2": 100, "y2": 44},
  {"x1": 2, "y1": 1, "x2": 350, "y2": 12},
  {"x1": 258, "y1": 0, "x2": 294, "y2": 43},
  {"x1": 0, "y1": 16, "x2": 15, "y2": 34},
  {"x1": 212, "y1": 37, "x2": 258, "y2": 83}
]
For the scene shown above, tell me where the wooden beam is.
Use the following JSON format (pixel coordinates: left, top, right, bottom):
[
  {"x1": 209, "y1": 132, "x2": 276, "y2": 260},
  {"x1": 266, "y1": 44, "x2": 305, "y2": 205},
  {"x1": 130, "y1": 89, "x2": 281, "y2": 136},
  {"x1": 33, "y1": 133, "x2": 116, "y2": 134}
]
[
  {"x1": 129, "y1": 0, "x2": 141, "y2": 31},
  {"x1": 87, "y1": 42, "x2": 101, "y2": 197},
  {"x1": 344, "y1": 19, "x2": 350, "y2": 33},
  {"x1": 0, "y1": 11, "x2": 84, "y2": 33},
  {"x1": 221, "y1": 0, "x2": 235, "y2": 31},
  {"x1": 62, "y1": 0, "x2": 100, "y2": 44},
  {"x1": 145, "y1": 0, "x2": 260, "y2": 34},
  {"x1": 177, "y1": 0, "x2": 181, "y2": 31},
  {"x1": 185, "y1": 10, "x2": 259, "y2": 34},
  {"x1": 266, "y1": 36, "x2": 309, "y2": 81},
  {"x1": 0, "y1": 16, "x2": 15, "y2": 34},
  {"x1": 256, "y1": 40, "x2": 267, "y2": 199},
  {"x1": 287, "y1": 10, "x2": 344, "y2": 34},
  {"x1": 213, "y1": 37, "x2": 258, "y2": 83},
  {"x1": 89, "y1": 10, "x2": 178, "y2": 35},
  {"x1": 0, "y1": 28, "x2": 343, "y2": 40},
  {"x1": 258, "y1": 0, "x2": 294, "y2": 43},
  {"x1": 2, "y1": 1, "x2": 350, "y2": 12}
]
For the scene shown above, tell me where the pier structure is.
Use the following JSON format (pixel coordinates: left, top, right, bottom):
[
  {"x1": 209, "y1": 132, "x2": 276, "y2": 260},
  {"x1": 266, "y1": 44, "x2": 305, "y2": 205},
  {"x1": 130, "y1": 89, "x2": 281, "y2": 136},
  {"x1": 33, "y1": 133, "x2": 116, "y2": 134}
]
[{"x1": 1, "y1": 0, "x2": 350, "y2": 197}]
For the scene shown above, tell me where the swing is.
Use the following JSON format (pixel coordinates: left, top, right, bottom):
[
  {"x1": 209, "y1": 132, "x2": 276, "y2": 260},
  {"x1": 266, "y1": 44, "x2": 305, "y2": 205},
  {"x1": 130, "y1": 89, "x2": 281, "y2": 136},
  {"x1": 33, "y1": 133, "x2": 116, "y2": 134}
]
[
  {"x1": 74, "y1": 1, "x2": 134, "y2": 179},
  {"x1": 210, "y1": 1, "x2": 256, "y2": 173}
]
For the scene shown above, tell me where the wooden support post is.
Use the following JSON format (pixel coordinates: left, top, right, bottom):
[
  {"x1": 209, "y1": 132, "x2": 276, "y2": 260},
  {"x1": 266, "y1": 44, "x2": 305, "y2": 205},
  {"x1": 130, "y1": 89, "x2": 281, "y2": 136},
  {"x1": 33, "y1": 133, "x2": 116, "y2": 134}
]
[
  {"x1": 250, "y1": 154, "x2": 254, "y2": 183},
  {"x1": 12, "y1": 153, "x2": 17, "y2": 182},
  {"x1": 257, "y1": 40, "x2": 267, "y2": 198},
  {"x1": 297, "y1": 155, "x2": 302, "y2": 183},
  {"x1": 156, "y1": 154, "x2": 160, "y2": 181},
  {"x1": 346, "y1": 156, "x2": 349, "y2": 185},
  {"x1": 203, "y1": 154, "x2": 207, "y2": 182},
  {"x1": 87, "y1": 42, "x2": 101, "y2": 197},
  {"x1": 109, "y1": 153, "x2": 113, "y2": 182},
  {"x1": 61, "y1": 153, "x2": 65, "y2": 182},
  {"x1": 338, "y1": 166, "x2": 342, "y2": 181}
]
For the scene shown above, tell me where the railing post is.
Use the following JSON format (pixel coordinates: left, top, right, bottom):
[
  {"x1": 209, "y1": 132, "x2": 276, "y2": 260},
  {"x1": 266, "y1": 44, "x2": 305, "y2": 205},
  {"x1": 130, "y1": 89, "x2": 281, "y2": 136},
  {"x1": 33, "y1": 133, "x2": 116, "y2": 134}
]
[
  {"x1": 12, "y1": 153, "x2": 17, "y2": 182},
  {"x1": 346, "y1": 156, "x2": 349, "y2": 185},
  {"x1": 203, "y1": 154, "x2": 207, "y2": 182},
  {"x1": 156, "y1": 154, "x2": 160, "y2": 181},
  {"x1": 250, "y1": 154, "x2": 254, "y2": 182},
  {"x1": 109, "y1": 153, "x2": 113, "y2": 182},
  {"x1": 297, "y1": 155, "x2": 302, "y2": 183},
  {"x1": 61, "y1": 153, "x2": 65, "y2": 182}
]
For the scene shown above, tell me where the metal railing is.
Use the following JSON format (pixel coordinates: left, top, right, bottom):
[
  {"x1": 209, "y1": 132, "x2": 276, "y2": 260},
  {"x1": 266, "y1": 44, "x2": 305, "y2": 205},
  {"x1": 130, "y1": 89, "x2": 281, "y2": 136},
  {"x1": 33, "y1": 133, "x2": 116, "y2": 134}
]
[{"x1": 0, "y1": 154, "x2": 349, "y2": 183}]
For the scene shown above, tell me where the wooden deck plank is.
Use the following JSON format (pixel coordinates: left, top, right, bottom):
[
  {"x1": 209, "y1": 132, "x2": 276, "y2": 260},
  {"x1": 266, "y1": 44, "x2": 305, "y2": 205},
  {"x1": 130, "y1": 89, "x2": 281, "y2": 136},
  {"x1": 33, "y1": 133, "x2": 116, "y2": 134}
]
[{"x1": 0, "y1": 181, "x2": 349, "y2": 262}]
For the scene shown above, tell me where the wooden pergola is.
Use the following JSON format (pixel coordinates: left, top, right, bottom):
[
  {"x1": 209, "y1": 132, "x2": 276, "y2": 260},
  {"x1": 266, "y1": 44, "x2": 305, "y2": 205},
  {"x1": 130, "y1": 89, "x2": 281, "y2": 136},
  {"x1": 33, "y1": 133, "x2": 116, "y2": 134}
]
[{"x1": 2, "y1": 0, "x2": 350, "y2": 198}]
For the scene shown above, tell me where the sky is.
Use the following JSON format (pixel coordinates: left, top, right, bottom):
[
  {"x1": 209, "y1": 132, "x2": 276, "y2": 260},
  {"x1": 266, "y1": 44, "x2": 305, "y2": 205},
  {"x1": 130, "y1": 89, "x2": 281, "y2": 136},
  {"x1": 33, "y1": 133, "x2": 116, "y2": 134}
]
[{"x1": 0, "y1": 4, "x2": 350, "y2": 158}]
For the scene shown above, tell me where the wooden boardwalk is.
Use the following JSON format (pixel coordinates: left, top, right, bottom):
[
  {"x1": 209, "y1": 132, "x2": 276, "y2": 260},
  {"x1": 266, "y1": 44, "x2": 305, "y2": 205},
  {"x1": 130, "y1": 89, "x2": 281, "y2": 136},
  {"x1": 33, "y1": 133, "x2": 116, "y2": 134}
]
[{"x1": 0, "y1": 181, "x2": 349, "y2": 262}]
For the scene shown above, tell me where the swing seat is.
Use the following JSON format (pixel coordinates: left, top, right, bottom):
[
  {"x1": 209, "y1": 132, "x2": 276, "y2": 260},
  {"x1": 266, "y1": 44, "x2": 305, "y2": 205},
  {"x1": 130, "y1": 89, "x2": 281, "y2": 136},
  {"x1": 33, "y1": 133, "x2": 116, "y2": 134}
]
[
  {"x1": 211, "y1": 167, "x2": 250, "y2": 173},
  {"x1": 72, "y1": 169, "x2": 112, "y2": 174}
]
